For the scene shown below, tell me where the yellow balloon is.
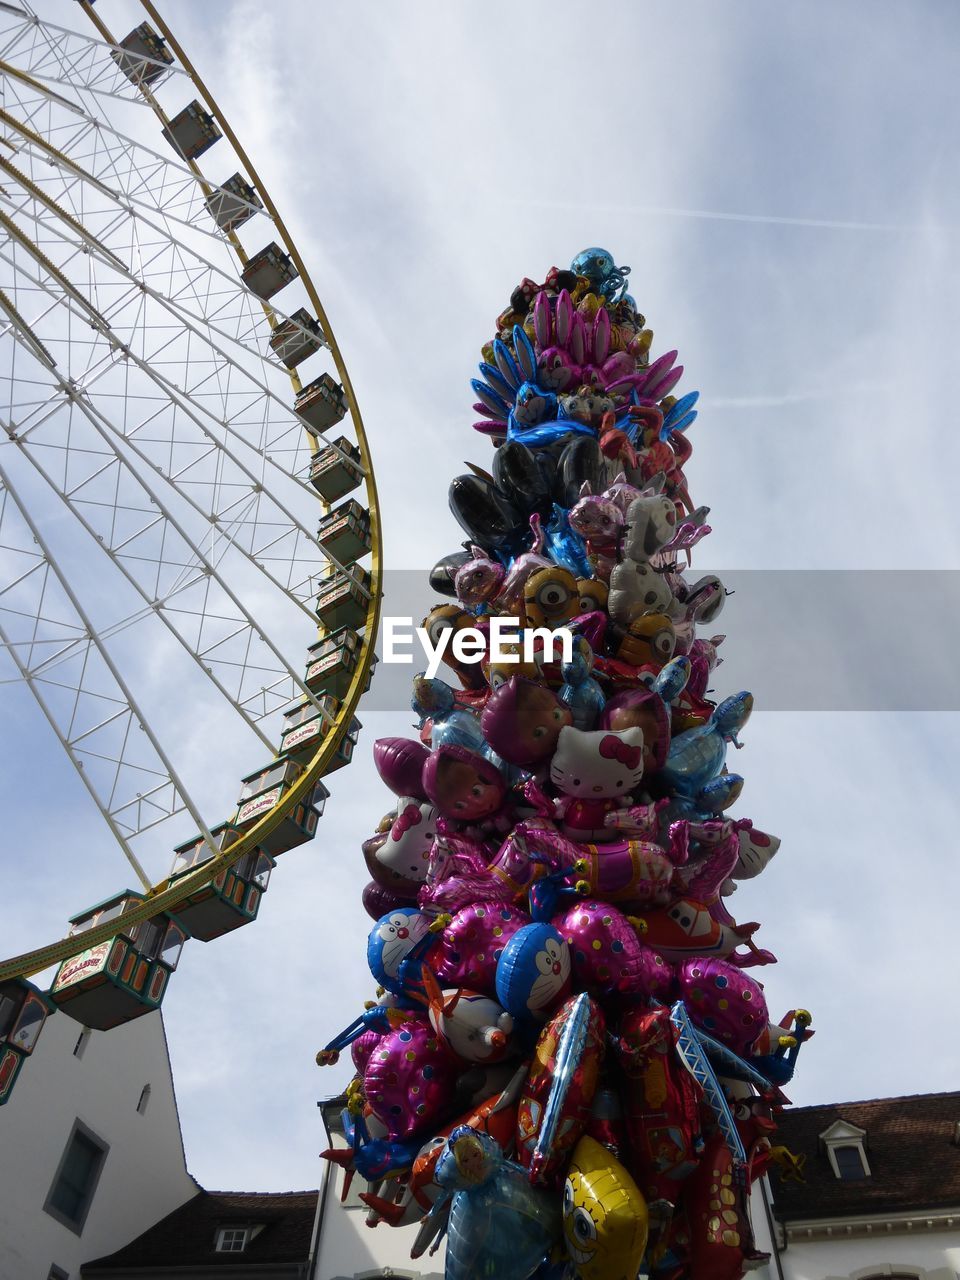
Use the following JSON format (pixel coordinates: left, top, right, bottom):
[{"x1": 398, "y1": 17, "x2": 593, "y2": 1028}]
[{"x1": 562, "y1": 1135, "x2": 649, "y2": 1280}]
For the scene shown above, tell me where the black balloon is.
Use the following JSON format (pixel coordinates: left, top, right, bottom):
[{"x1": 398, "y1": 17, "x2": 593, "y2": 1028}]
[
  {"x1": 429, "y1": 549, "x2": 473, "y2": 598},
  {"x1": 448, "y1": 473, "x2": 527, "y2": 553},
  {"x1": 492, "y1": 440, "x2": 554, "y2": 515},
  {"x1": 555, "y1": 436, "x2": 605, "y2": 507}
]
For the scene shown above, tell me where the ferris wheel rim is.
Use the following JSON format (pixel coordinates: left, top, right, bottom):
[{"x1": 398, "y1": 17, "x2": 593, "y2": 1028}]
[{"x1": 0, "y1": 0, "x2": 383, "y2": 984}]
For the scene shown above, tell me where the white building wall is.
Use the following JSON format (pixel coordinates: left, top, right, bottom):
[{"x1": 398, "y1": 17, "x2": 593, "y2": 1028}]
[
  {"x1": 747, "y1": 1178, "x2": 960, "y2": 1280},
  {"x1": 781, "y1": 1234, "x2": 960, "y2": 1280},
  {"x1": 312, "y1": 1137, "x2": 444, "y2": 1280},
  {"x1": 0, "y1": 1008, "x2": 198, "y2": 1280}
]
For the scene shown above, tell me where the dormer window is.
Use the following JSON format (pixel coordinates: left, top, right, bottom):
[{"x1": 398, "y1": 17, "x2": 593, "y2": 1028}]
[
  {"x1": 819, "y1": 1118, "x2": 871, "y2": 1180},
  {"x1": 833, "y1": 1144, "x2": 868, "y2": 1180},
  {"x1": 216, "y1": 1226, "x2": 249, "y2": 1252}
]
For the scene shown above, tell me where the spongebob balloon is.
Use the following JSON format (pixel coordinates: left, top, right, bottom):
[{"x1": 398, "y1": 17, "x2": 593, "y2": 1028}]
[{"x1": 562, "y1": 1135, "x2": 649, "y2": 1280}]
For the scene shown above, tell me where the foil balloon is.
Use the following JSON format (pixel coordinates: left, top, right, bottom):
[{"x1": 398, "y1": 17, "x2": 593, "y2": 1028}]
[
  {"x1": 364, "y1": 1018, "x2": 457, "y2": 1141},
  {"x1": 682, "y1": 1130, "x2": 769, "y2": 1280},
  {"x1": 419, "y1": 967, "x2": 517, "y2": 1065},
  {"x1": 366, "y1": 908, "x2": 433, "y2": 994},
  {"x1": 481, "y1": 677, "x2": 573, "y2": 767},
  {"x1": 676, "y1": 957, "x2": 769, "y2": 1056},
  {"x1": 437, "y1": 903, "x2": 530, "y2": 995},
  {"x1": 562, "y1": 1134, "x2": 649, "y2": 1280},
  {"x1": 518, "y1": 993, "x2": 605, "y2": 1186},
  {"x1": 436, "y1": 1126, "x2": 561, "y2": 1280},
  {"x1": 496, "y1": 922, "x2": 572, "y2": 1021},
  {"x1": 553, "y1": 900, "x2": 674, "y2": 1003},
  {"x1": 659, "y1": 691, "x2": 753, "y2": 797},
  {"x1": 615, "y1": 1004, "x2": 703, "y2": 1202},
  {"x1": 422, "y1": 744, "x2": 507, "y2": 822},
  {"x1": 375, "y1": 798, "x2": 439, "y2": 882},
  {"x1": 361, "y1": 879, "x2": 413, "y2": 920},
  {"x1": 373, "y1": 736, "x2": 430, "y2": 799}
]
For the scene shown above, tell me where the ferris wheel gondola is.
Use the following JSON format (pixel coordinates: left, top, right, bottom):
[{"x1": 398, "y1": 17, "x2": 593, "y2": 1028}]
[{"x1": 0, "y1": 0, "x2": 381, "y2": 1079}]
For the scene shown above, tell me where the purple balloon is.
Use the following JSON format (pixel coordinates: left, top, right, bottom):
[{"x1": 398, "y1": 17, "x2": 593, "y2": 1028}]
[
  {"x1": 361, "y1": 880, "x2": 412, "y2": 920},
  {"x1": 373, "y1": 737, "x2": 430, "y2": 799},
  {"x1": 676, "y1": 957, "x2": 769, "y2": 1055},
  {"x1": 364, "y1": 1019, "x2": 457, "y2": 1141},
  {"x1": 553, "y1": 900, "x2": 674, "y2": 1002},
  {"x1": 436, "y1": 903, "x2": 530, "y2": 996}
]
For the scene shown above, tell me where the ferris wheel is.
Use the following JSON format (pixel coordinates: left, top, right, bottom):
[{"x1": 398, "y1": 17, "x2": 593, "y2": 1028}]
[{"x1": 0, "y1": 0, "x2": 381, "y2": 1094}]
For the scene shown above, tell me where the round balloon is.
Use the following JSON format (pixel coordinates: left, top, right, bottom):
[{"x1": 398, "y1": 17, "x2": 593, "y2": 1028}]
[
  {"x1": 364, "y1": 1019, "x2": 457, "y2": 1141},
  {"x1": 553, "y1": 901, "x2": 674, "y2": 1003},
  {"x1": 437, "y1": 904, "x2": 529, "y2": 996},
  {"x1": 495, "y1": 923, "x2": 572, "y2": 1021},
  {"x1": 676, "y1": 957, "x2": 769, "y2": 1056}
]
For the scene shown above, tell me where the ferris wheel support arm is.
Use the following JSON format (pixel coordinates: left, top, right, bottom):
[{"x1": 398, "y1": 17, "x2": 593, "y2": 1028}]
[
  {"x1": 0, "y1": 299, "x2": 291, "y2": 749},
  {"x1": 0, "y1": 460, "x2": 222, "y2": 888}
]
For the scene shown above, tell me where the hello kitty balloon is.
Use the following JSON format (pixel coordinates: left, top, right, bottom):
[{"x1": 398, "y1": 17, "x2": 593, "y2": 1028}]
[
  {"x1": 374, "y1": 799, "x2": 440, "y2": 882},
  {"x1": 548, "y1": 725, "x2": 646, "y2": 843}
]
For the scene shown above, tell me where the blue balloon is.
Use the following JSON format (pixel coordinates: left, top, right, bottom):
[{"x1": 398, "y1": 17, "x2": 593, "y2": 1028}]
[
  {"x1": 660, "y1": 692, "x2": 753, "y2": 797},
  {"x1": 366, "y1": 908, "x2": 432, "y2": 995},
  {"x1": 436, "y1": 1127, "x2": 560, "y2": 1280},
  {"x1": 496, "y1": 923, "x2": 570, "y2": 1021},
  {"x1": 558, "y1": 649, "x2": 605, "y2": 731},
  {"x1": 543, "y1": 504, "x2": 593, "y2": 578}
]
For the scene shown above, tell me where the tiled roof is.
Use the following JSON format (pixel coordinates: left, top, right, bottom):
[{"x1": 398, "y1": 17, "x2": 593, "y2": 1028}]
[
  {"x1": 770, "y1": 1091, "x2": 960, "y2": 1221},
  {"x1": 82, "y1": 1189, "x2": 318, "y2": 1272}
]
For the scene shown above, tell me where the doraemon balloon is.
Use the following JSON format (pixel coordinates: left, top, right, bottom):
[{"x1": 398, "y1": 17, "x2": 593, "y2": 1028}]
[
  {"x1": 367, "y1": 908, "x2": 432, "y2": 994},
  {"x1": 496, "y1": 923, "x2": 571, "y2": 1022}
]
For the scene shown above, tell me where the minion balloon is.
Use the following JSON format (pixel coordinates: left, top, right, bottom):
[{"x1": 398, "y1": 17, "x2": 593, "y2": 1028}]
[{"x1": 562, "y1": 1135, "x2": 649, "y2": 1280}]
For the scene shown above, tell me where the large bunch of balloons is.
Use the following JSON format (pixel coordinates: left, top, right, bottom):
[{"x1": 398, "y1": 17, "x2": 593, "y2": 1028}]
[{"x1": 318, "y1": 248, "x2": 812, "y2": 1280}]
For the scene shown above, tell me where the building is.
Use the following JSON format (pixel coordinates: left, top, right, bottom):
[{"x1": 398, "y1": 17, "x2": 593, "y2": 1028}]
[
  {"x1": 754, "y1": 1091, "x2": 960, "y2": 1280},
  {"x1": 81, "y1": 1190, "x2": 319, "y2": 1278},
  {"x1": 312, "y1": 1096, "x2": 444, "y2": 1280},
  {"x1": 0, "y1": 1008, "x2": 197, "y2": 1280}
]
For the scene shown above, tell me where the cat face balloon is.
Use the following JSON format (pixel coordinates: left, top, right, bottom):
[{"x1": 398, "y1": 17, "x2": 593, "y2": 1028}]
[
  {"x1": 496, "y1": 923, "x2": 572, "y2": 1021},
  {"x1": 549, "y1": 726, "x2": 645, "y2": 800},
  {"x1": 367, "y1": 908, "x2": 432, "y2": 993},
  {"x1": 375, "y1": 799, "x2": 439, "y2": 882}
]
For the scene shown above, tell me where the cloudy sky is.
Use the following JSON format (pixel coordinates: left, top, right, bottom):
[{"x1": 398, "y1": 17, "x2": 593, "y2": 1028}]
[{"x1": 4, "y1": 0, "x2": 960, "y2": 1194}]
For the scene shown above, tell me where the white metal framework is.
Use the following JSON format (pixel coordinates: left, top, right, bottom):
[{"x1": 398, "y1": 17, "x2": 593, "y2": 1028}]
[{"x1": 0, "y1": 0, "x2": 381, "y2": 980}]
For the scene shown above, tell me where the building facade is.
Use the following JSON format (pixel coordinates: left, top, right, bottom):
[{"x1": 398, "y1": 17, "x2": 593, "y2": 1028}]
[
  {"x1": 753, "y1": 1092, "x2": 960, "y2": 1280},
  {"x1": 0, "y1": 1007, "x2": 196, "y2": 1280}
]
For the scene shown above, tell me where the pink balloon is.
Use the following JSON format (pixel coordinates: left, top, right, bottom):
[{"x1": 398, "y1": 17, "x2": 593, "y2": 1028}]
[
  {"x1": 363, "y1": 1019, "x2": 457, "y2": 1141},
  {"x1": 553, "y1": 900, "x2": 674, "y2": 1002},
  {"x1": 677, "y1": 957, "x2": 769, "y2": 1056},
  {"x1": 350, "y1": 1027, "x2": 384, "y2": 1074},
  {"x1": 436, "y1": 904, "x2": 530, "y2": 995}
]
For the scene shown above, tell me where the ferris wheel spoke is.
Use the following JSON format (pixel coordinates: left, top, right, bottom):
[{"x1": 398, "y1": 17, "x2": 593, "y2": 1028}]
[
  {"x1": 0, "y1": 224, "x2": 352, "y2": 619},
  {"x1": 0, "y1": 459, "x2": 226, "y2": 880},
  {"x1": 0, "y1": 5, "x2": 186, "y2": 105}
]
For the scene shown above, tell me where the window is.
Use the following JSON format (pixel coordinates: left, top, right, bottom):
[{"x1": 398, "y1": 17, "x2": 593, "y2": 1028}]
[
  {"x1": 819, "y1": 1118, "x2": 871, "y2": 1180},
  {"x1": 43, "y1": 1120, "x2": 109, "y2": 1235},
  {"x1": 136, "y1": 1083, "x2": 151, "y2": 1115},
  {"x1": 834, "y1": 1144, "x2": 868, "y2": 1180},
  {"x1": 47, "y1": 1267, "x2": 69, "y2": 1280},
  {"x1": 72, "y1": 1028, "x2": 91, "y2": 1060},
  {"x1": 216, "y1": 1227, "x2": 249, "y2": 1253}
]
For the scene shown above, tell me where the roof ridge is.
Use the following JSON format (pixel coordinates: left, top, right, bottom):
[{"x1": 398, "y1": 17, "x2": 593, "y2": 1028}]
[{"x1": 783, "y1": 1090, "x2": 960, "y2": 1112}]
